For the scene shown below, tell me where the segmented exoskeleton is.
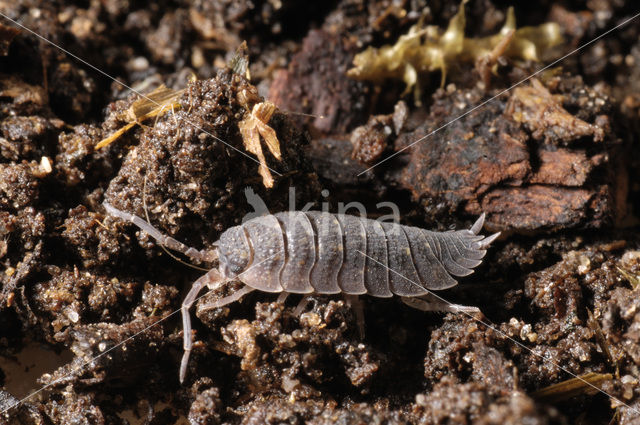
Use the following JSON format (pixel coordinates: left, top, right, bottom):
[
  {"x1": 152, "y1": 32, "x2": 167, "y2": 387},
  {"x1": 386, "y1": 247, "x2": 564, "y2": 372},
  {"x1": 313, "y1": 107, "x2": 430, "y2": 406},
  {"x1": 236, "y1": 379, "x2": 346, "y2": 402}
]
[{"x1": 103, "y1": 204, "x2": 500, "y2": 382}]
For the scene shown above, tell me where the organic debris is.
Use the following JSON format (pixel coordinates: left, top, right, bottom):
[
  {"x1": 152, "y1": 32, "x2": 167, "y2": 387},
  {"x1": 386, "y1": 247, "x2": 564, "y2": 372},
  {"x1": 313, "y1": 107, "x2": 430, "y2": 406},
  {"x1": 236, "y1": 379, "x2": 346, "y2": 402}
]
[
  {"x1": 415, "y1": 377, "x2": 557, "y2": 424},
  {"x1": 350, "y1": 100, "x2": 408, "y2": 165},
  {"x1": 531, "y1": 372, "x2": 613, "y2": 403},
  {"x1": 231, "y1": 43, "x2": 283, "y2": 188},
  {"x1": 238, "y1": 100, "x2": 281, "y2": 188},
  {"x1": 269, "y1": 29, "x2": 372, "y2": 134},
  {"x1": 395, "y1": 76, "x2": 613, "y2": 230},
  {"x1": 347, "y1": 1, "x2": 562, "y2": 101},
  {"x1": 506, "y1": 78, "x2": 605, "y2": 144},
  {"x1": 587, "y1": 309, "x2": 618, "y2": 372},
  {"x1": 474, "y1": 29, "x2": 515, "y2": 87},
  {"x1": 228, "y1": 41, "x2": 251, "y2": 79},
  {"x1": 97, "y1": 43, "x2": 283, "y2": 188},
  {"x1": 95, "y1": 85, "x2": 184, "y2": 149},
  {"x1": 617, "y1": 267, "x2": 640, "y2": 289},
  {"x1": 616, "y1": 250, "x2": 640, "y2": 289},
  {"x1": 2, "y1": 1, "x2": 640, "y2": 424},
  {"x1": 0, "y1": 75, "x2": 48, "y2": 118}
]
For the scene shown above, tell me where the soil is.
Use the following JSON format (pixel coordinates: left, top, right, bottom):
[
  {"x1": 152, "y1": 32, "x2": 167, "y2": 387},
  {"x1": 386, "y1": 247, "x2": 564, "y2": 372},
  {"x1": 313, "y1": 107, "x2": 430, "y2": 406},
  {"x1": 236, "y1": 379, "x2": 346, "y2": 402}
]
[{"x1": 1, "y1": 1, "x2": 640, "y2": 424}]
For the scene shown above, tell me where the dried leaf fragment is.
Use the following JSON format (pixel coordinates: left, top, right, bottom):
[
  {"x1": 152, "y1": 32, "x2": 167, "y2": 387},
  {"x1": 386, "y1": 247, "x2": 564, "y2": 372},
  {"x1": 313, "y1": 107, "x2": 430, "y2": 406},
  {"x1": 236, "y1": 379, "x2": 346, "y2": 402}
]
[
  {"x1": 229, "y1": 41, "x2": 251, "y2": 80},
  {"x1": 587, "y1": 309, "x2": 618, "y2": 372},
  {"x1": 347, "y1": 1, "x2": 563, "y2": 101},
  {"x1": 506, "y1": 78, "x2": 604, "y2": 144},
  {"x1": 230, "y1": 41, "x2": 281, "y2": 188},
  {"x1": 617, "y1": 266, "x2": 640, "y2": 289},
  {"x1": 129, "y1": 85, "x2": 184, "y2": 119},
  {"x1": 0, "y1": 74, "x2": 47, "y2": 110},
  {"x1": 238, "y1": 101, "x2": 281, "y2": 188},
  {"x1": 531, "y1": 372, "x2": 612, "y2": 402},
  {"x1": 95, "y1": 85, "x2": 184, "y2": 149}
]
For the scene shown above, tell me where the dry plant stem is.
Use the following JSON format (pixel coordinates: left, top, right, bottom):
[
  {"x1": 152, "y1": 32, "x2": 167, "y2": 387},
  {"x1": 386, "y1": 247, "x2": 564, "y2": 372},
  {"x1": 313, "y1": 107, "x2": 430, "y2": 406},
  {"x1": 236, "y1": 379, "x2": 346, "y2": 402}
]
[
  {"x1": 95, "y1": 85, "x2": 184, "y2": 149},
  {"x1": 475, "y1": 29, "x2": 515, "y2": 87}
]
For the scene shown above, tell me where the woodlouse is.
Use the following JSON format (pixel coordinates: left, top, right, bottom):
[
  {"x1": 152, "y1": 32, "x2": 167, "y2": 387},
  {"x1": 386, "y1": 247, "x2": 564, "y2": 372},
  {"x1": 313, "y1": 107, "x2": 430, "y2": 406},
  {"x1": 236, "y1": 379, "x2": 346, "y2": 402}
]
[{"x1": 103, "y1": 203, "x2": 500, "y2": 382}]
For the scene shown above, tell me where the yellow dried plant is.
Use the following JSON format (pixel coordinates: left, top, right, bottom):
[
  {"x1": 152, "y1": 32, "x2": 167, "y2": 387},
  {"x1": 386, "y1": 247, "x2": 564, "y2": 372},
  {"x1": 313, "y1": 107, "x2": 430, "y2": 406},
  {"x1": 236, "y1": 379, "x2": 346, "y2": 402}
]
[
  {"x1": 347, "y1": 1, "x2": 563, "y2": 101},
  {"x1": 95, "y1": 85, "x2": 184, "y2": 149},
  {"x1": 238, "y1": 100, "x2": 281, "y2": 188},
  {"x1": 531, "y1": 372, "x2": 613, "y2": 402},
  {"x1": 97, "y1": 42, "x2": 283, "y2": 189}
]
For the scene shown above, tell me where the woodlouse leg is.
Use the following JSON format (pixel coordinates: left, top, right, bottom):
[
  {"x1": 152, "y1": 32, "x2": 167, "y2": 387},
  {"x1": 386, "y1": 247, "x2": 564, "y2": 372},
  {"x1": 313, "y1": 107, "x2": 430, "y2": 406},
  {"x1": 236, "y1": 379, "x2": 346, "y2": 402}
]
[
  {"x1": 103, "y1": 202, "x2": 217, "y2": 263},
  {"x1": 180, "y1": 269, "x2": 227, "y2": 383},
  {"x1": 198, "y1": 285, "x2": 255, "y2": 311},
  {"x1": 401, "y1": 295, "x2": 484, "y2": 319},
  {"x1": 344, "y1": 294, "x2": 365, "y2": 339},
  {"x1": 293, "y1": 295, "x2": 312, "y2": 316},
  {"x1": 276, "y1": 292, "x2": 289, "y2": 304}
]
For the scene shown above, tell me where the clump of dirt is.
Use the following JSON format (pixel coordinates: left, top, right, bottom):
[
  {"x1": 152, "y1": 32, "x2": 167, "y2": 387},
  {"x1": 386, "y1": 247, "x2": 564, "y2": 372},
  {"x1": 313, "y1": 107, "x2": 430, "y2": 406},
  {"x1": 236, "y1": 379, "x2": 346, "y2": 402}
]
[
  {"x1": 414, "y1": 377, "x2": 564, "y2": 424},
  {"x1": 103, "y1": 66, "x2": 321, "y2": 250},
  {"x1": 350, "y1": 100, "x2": 408, "y2": 165}
]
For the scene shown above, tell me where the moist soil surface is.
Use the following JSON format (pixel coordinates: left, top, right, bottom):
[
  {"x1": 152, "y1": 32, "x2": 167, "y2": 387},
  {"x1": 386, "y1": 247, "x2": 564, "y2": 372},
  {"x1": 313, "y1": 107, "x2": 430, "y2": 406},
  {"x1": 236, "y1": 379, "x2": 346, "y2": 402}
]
[{"x1": 1, "y1": 1, "x2": 640, "y2": 424}]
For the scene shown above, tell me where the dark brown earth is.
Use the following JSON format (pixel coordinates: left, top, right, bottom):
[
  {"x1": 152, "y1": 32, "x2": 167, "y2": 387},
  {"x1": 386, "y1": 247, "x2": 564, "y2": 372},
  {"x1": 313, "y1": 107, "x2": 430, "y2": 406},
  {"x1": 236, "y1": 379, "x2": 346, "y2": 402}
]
[{"x1": 1, "y1": 1, "x2": 640, "y2": 424}]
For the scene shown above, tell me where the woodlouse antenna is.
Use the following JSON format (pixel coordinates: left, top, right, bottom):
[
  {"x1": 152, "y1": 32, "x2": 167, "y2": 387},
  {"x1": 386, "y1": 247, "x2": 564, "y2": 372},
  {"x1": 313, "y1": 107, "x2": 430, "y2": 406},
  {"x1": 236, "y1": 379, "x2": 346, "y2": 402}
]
[
  {"x1": 102, "y1": 201, "x2": 216, "y2": 264},
  {"x1": 142, "y1": 176, "x2": 210, "y2": 271},
  {"x1": 279, "y1": 109, "x2": 326, "y2": 119}
]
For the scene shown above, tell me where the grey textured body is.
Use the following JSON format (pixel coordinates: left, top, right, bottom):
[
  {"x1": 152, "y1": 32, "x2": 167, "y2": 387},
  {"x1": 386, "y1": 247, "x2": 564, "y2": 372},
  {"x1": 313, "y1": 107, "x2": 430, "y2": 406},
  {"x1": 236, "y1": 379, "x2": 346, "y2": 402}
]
[
  {"x1": 102, "y1": 202, "x2": 499, "y2": 383},
  {"x1": 217, "y1": 211, "x2": 494, "y2": 297}
]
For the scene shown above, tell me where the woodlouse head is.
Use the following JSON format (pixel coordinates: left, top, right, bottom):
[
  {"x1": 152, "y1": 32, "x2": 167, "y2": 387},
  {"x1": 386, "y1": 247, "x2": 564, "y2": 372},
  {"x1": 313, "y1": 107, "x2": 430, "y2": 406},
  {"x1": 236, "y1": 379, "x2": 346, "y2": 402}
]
[{"x1": 217, "y1": 225, "x2": 252, "y2": 278}]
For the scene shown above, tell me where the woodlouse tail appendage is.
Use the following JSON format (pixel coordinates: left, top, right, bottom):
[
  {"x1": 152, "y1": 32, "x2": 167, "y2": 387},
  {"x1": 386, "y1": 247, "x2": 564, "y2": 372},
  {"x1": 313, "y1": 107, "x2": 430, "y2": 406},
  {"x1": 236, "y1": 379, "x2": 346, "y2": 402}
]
[
  {"x1": 399, "y1": 213, "x2": 500, "y2": 316},
  {"x1": 470, "y1": 213, "x2": 500, "y2": 248}
]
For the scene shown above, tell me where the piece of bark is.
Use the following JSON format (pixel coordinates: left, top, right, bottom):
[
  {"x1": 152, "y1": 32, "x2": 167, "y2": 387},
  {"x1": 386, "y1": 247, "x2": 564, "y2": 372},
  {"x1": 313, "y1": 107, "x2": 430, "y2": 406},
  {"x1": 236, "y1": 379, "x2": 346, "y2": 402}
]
[
  {"x1": 397, "y1": 95, "x2": 531, "y2": 209},
  {"x1": 478, "y1": 185, "x2": 610, "y2": 231},
  {"x1": 393, "y1": 78, "x2": 616, "y2": 231},
  {"x1": 269, "y1": 30, "x2": 372, "y2": 134},
  {"x1": 529, "y1": 148, "x2": 592, "y2": 186}
]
